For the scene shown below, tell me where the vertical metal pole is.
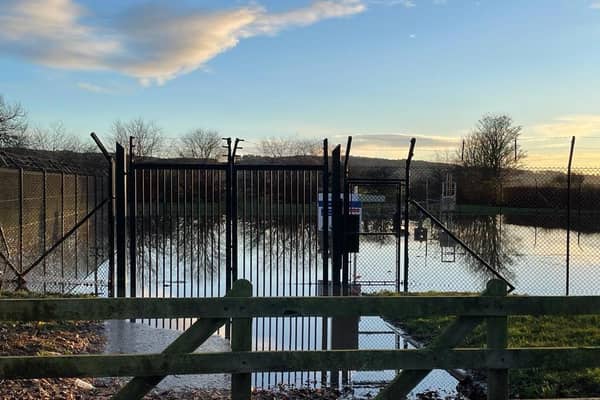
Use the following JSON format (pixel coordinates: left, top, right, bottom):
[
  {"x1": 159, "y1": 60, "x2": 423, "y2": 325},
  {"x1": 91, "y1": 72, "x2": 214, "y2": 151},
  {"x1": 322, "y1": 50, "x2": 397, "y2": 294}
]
[
  {"x1": 18, "y1": 168, "x2": 23, "y2": 275},
  {"x1": 89, "y1": 132, "x2": 115, "y2": 297},
  {"x1": 322, "y1": 139, "x2": 329, "y2": 291},
  {"x1": 128, "y1": 137, "x2": 137, "y2": 298},
  {"x1": 331, "y1": 145, "x2": 342, "y2": 297},
  {"x1": 403, "y1": 138, "x2": 416, "y2": 293},
  {"x1": 60, "y1": 172, "x2": 65, "y2": 293},
  {"x1": 224, "y1": 139, "x2": 232, "y2": 340},
  {"x1": 330, "y1": 145, "x2": 342, "y2": 389},
  {"x1": 42, "y1": 170, "x2": 47, "y2": 293},
  {"x1": 225, "y1": 140, "x2": 232, "y2": 293},
  {"x1": 108, "y1": 160, "x2": 116, "y2": 297},
  {"x1": 86, "y1": 176, "x2": 90, "y2": 276},
  {"x1": 342, "y1": 136, "x2": 352, "y2": 298},
  {"x1": 342, "y1": 171, "x2": 350, "y2": 297},
  {"x1": 231, "y1": 162, "x2": 238, "y2": 283},
  {"x1": 74, "y1": 174, "x2": 79, "y2": 280},
  {"x1": 321, "y1": 139, "x2": 329, "y2": 386},
  {"x1": 566, "y1": 136, "x2": 575, "y2": 296},
  {"x1": 93, "y1": 175, "x2": 99, "y2": 295},
  {"x1": 115, "y1": 144, "x2": 127, "y2": 297},
  {"x1": 396, "y1": 183, "x2": 402, "y2": 293}
]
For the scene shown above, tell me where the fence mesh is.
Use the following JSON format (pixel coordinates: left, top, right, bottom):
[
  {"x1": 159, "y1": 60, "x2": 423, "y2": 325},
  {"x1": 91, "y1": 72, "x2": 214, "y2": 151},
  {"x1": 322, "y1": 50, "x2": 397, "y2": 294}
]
[
  {"x1": 406, "y1": 165, "x2": 600, "y2": 296},
  {"x1": 340, "y1": 163, "x2": 600, "y2": 397},
  {"x1": 0, "y1": 168, "x2": 110, "y2": 295}
]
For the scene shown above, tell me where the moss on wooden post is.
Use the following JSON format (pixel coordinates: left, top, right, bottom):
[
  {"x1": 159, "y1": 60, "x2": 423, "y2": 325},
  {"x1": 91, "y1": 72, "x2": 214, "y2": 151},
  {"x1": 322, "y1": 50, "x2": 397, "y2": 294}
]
[
  {"x1": 486, "y1": 279, "x2": 509, "y2": 400},
  {"x1": 231, "y1": 280, "x2": 253, "y2": 400}
]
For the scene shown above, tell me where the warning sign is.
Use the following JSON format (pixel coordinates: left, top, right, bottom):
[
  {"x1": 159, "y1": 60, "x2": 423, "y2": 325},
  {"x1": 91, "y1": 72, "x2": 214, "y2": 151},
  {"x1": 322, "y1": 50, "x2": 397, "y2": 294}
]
[{"x1": 317, "y1": 193, "x2": 362, "y2": 231}]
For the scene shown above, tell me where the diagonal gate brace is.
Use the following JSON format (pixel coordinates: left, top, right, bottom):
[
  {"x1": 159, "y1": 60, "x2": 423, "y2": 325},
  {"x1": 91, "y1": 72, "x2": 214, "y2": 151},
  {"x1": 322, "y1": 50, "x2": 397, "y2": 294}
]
[
  {"x1": 375, "y1": 282, "x2": 503, "y2": 399},
  {"x1": 113, "y1": 280, "x2": 252, "y2": 400}
]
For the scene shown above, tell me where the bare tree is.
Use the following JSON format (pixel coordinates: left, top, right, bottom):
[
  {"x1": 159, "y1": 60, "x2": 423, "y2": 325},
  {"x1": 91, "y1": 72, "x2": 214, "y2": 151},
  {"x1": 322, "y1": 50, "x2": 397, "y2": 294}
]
[
  {"x1": 30, "y1": 121, "x2": 96, "y2": 152},
  {"x1": 0, "y1": 95, "x2": 29, "y2": 147},
  {"x1": 259, "y1": 137, "x2": 321, "y2": 157},
  {"x1": 177, "y1": 129, "x2": 221, "y2": 160},
  {"x1": 111, "y1": 118, "x2": 164, "y2": 157},
  {"x1": 460, "y1": 114, "x2": 525, "y2": 179}
]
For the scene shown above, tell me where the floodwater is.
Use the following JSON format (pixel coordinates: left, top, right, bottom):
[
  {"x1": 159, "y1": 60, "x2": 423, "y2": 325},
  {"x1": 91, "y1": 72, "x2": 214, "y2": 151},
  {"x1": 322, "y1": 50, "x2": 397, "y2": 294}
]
[{"x1": 90, "y1": 210, "x2": 600, "y2": 397}]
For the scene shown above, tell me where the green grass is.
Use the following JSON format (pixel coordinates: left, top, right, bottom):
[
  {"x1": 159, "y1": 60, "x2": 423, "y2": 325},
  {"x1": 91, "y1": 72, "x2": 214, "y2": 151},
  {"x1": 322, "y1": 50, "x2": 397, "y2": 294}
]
[{"x1": 375, "y1": 290, "x2": 600, "y2": 398}]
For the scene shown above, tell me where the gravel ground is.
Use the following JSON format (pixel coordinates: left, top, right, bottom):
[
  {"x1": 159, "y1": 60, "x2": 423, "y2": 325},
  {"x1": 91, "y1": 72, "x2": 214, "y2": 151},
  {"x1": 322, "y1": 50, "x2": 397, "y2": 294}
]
[{"x1": 0, "y1": 320, "x2": 342, "y2": 399}]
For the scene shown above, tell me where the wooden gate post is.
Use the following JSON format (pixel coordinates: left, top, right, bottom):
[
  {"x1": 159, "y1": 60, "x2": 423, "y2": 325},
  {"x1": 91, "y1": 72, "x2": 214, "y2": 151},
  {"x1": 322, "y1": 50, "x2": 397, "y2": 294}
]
[
  {"x1": 486, "y1": 279, "x2": 509, "y2": 400},
  {"x1": 231, "y1": 280, "x2": 253, "y2": 400}
]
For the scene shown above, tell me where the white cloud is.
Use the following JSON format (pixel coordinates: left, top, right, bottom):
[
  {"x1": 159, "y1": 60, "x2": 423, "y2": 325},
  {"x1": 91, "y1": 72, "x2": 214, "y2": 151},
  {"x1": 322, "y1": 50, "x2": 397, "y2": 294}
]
[
  {"x1": 370, "y1": 0, "x2": 416, "y2": 7},
  {"x1": 76, "y1": 82, "x2": 113, "y2": 94},
  {"x1": 590, "y1": 2, "x2": 600, "y2": 9},
  {"x1": 0, "y1": 0, "x2": 366, "y2": 85}
]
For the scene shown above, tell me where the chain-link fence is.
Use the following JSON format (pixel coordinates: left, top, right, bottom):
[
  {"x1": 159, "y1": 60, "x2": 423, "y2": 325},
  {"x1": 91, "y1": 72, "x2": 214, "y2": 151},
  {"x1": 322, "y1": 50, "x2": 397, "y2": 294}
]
[
  {"x1": 340, "y1": 163, "x2": 600, "y2": 397},
  {"x1": 0, "y1": 166, "x2": 111, "y2": 295},
  {"x1": 407, "y1": 165, "x2": 600, "y2": 296}
]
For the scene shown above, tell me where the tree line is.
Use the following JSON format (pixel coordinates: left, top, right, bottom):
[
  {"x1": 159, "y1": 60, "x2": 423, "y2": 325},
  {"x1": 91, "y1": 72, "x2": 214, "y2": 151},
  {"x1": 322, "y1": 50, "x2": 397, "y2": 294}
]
[{"x1": 0, "y1": 94, "x2": 322, "y2": 160}]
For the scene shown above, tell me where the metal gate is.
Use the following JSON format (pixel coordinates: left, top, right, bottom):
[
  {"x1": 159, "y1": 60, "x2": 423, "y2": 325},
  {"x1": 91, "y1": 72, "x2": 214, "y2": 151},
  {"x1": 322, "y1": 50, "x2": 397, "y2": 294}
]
[
  {"x1": 344, "y1": 178, "x2": 405, "y2": 293},
  {"x1": 119, "y1": 140, "x2": 332, "y2": 387}
]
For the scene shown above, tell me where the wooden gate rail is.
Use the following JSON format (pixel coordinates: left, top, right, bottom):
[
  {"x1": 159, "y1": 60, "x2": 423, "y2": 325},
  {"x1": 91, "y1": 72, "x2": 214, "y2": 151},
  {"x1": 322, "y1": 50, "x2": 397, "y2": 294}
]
[
  {"x1": 1, "y1": 348, "x2": 600, "y2": 378},
  {"x1": 1, "y1": 279, "x2": 600, "y2": 400},
  {"x1": 2, "y1": 294, "x2": 599, "y2": 321}
]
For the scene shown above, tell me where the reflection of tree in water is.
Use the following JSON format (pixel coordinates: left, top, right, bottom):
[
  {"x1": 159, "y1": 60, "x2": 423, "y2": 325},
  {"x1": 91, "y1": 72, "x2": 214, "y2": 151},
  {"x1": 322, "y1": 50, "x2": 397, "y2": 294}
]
[
  {"x1": 135, "y1": 213, "x2": 322, "y2": 287},
  {"x1": 239, "y1": 214, "x2": 320, "y2": 267},
  {"x1": 449, "y1": 214, "x2": 519, "y2": 282},
  {"x1": 134, "y1": 215, "x2": 225, "y2": 287}
]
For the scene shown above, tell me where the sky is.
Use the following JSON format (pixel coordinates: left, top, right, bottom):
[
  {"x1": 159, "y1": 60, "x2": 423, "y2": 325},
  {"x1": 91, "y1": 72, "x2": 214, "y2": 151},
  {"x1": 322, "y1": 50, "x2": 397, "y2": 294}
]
[{"x1": 1, "y1": 0, "x2": 600, "y2": 167}]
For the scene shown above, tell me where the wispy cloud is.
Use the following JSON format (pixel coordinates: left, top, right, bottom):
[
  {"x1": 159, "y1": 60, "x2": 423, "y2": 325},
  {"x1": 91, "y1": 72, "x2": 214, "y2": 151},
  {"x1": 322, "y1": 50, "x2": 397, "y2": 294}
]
[
  {"x1": 341, "y1": 133, "x2": 459, "y2": 158},
  {"x1": 590, "y1": 2, "x2": 600, "y2": 9},
  {"x1": 371, "y1": 0, "x2": 416, "y2": 7},
  {"x1": 76, "y1": 82, "x2": 114, "y2": 94},
  {"x1": 528, "y1": 115, "x2": 600, "y2": 138},
  {"x1": 0, "y1": 0, "x2": 366, "y2": 85}
]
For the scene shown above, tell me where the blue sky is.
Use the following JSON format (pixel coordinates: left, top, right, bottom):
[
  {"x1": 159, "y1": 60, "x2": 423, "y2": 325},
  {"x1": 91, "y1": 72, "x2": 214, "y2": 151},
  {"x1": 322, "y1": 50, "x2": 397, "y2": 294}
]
[{"x1": 1, "y1": 0, "x2": 600, "y2": 165}]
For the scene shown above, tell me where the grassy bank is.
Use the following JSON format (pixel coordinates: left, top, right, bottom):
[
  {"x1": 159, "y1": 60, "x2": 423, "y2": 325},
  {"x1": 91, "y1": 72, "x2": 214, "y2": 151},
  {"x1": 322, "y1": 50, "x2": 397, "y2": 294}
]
[{"x1": 377, "y1": 290, "x2": 600, "y2": 398}]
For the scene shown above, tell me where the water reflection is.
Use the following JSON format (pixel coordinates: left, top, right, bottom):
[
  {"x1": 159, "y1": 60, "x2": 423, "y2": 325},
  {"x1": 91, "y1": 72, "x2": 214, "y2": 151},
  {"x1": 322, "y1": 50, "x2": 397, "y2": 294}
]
[{"x1": 448, "y1": 214, "x2": 519, "y2": 283}]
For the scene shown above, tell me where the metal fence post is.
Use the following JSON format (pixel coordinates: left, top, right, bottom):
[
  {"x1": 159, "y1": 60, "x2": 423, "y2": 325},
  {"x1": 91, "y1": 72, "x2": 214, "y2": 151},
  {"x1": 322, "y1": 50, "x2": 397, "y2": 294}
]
[
  {"x1": 60, "y1": 172, "x2": 65, "y2": 293},
  {"x1": 42, "y1": 169, "x2": 47, "y2": 293},
  {"x1": 115, "y1": 144, "x2": 127, "y2": 297},
  {"x1": 330, "y1": 145, "x2": 342, "y2": 389},
  {"x1": 321, "y1": 139, "x2": 330, "y2": 387},
  {"x1": 331, "y1": 145, "x2": 342, "y2": 297},
  {"x1": 231, "y1": 280, "x2": 253, "y2": 400},
  {"x1": 74, "y1": 173, "x2": 79, "y2": 280},
  {"x1": 486, "y1": 279, "x2": 508, "y2": 400},
  {"x1": 403, "y1": 138, "x2": 416, "y2": 293},
  {"x1": 225, "y1": 138, "x2": 232, "y2": 340},
  {"x1": 566, "y1": 136, "x2": 575, "y2": 296},
  {"x1": 342, "y1": 137, "x2": 352, "y2": 297},
  {"x1": 128, "y1": 137, "x2": 137, "y2": 298},
  {"x1": 322, "y1": 139, "x2": 329, "y2": 291},
  {"x1": 90, "y1": 132, "x2": 115, "y2": 297},
  {"x1": 18, "y1": 168, "x2": 23, "y2": 275}
]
